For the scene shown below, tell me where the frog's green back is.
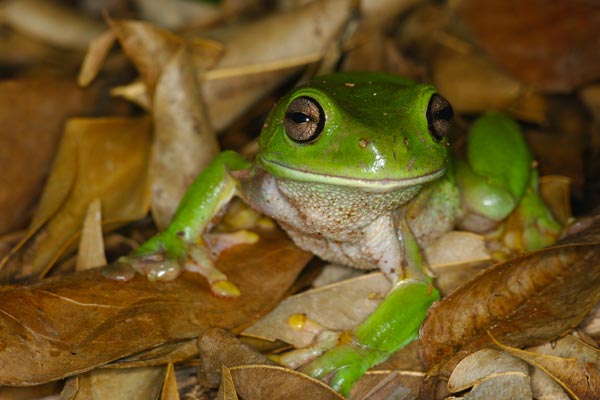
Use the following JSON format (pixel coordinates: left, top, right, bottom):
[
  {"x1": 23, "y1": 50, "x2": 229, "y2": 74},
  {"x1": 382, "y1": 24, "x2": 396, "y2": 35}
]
[{"x1": 258, "y1": 72, "x2": 450, "y2": 189}]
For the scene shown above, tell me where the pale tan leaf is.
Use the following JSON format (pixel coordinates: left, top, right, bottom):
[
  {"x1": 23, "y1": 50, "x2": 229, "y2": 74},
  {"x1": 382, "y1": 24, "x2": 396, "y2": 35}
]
[
  {"x1": 68, "y1": 367, "x2": 166, "y2": 400},
  {"x1": 78, "y1": 30, "x2": 118, "y2": 87},
  {"x1": 151, "y1": 45, "x2": 219, "y2": 229},
  {"x1": 243, "y1": 272, "x2": 390, "y2": 348},
  {"x1": 76, "y1": 198, "x2": 106, "y2": 271},
  {"x1": 448, "y1": 349, "x2": 529, "y2": 393},
  {"x1": 1, "y1": 0, "x2": 105, "y2": 50}
]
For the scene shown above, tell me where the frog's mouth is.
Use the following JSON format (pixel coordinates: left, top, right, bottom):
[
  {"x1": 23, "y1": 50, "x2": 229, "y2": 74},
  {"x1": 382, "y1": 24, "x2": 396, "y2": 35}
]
[{"x1": 259, "y1": 156, "x2": 446, "y2": 192}]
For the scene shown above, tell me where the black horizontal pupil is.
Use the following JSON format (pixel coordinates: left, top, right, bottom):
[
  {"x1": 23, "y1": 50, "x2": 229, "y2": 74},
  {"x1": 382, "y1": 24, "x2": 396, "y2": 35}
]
[
  {"x1": 438, "y1": 106, "x2": 453, "y2": 121},
  {"x1": 289, "y1": 112, "x2": 311, "y2": 124}
]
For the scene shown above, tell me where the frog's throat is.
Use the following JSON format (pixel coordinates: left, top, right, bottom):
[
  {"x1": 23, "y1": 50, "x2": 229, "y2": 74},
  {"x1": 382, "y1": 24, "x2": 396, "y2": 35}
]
[{"x1": 259, "y1": 157, "x2": 446, "y2": 192}]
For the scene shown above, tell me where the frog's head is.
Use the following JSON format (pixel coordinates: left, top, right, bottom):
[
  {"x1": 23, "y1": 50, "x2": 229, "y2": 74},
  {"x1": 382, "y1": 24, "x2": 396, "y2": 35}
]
[{"x1": 257, "y1": 72, "x2": 453, "y2": 191}]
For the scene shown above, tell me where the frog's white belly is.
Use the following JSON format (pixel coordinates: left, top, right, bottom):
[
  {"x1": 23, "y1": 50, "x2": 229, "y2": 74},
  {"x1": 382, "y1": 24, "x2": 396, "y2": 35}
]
[{"x1": 240, "y1": 171, "x2": 422, "y2": 277}]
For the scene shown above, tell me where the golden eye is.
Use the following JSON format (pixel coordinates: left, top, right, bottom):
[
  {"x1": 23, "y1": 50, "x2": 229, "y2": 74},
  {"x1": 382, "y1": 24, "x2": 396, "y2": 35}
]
[
  {"x1": 284, "y1": 96, "x2": 325, "y2": 143},
  {"x1": 427, "y1": 94, "x2": 453, "y2": 142}
]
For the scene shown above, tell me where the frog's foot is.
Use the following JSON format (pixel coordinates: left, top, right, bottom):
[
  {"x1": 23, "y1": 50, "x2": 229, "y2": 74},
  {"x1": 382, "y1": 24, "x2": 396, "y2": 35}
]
[
  {"x1": 204, "y1": 230, "x2": 259, "y2": 257},
  {"x1": 102, "y1": 253, "x2": 182, "y2": 282},
  {"x1": 184, "y1": 244, "x2": 240, "y2": 298},
  {"x1": 274, "y1": 315, "x2": 386, "y2": 396},
  {"x1": 103, "y1": 232, "x2": 241, "y2": 298},
  {"x1": 300, "y1": 333, "x2": 387, "y2": 396}
]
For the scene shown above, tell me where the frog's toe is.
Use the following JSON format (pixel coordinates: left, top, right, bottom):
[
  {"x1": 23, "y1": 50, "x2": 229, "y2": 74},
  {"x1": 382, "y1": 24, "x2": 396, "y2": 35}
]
[
  {"x1": 300, "y1": 341, "x2": 371, "y2": 396},
  {"x1": 104, "y1": 253, "x2": 182, "y2": 281},
  {"x1": 186, "y1": 244, "x2": 241, "y2": 298}
]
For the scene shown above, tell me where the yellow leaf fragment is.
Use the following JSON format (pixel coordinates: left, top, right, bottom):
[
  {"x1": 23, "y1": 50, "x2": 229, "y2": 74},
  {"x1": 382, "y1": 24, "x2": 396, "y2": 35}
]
[
  {"x1": 160, "y1": 363, "x2": 180, "y2": 400},
  {"x1": 218, "y1": 365, "x2": 238, "y2": 400}
]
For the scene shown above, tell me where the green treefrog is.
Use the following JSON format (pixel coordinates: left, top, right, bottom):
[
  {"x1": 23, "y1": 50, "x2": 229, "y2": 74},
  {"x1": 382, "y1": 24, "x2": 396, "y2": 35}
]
[{"x1": 111, "y1": 72, "x2": 561, "y2": 395}]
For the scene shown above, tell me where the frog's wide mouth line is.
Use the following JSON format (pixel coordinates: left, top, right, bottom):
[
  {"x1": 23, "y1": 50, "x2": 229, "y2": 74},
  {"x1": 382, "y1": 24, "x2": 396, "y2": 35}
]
[{"x1": 259, "y1": 156, "x2": 446, "y2": 191}]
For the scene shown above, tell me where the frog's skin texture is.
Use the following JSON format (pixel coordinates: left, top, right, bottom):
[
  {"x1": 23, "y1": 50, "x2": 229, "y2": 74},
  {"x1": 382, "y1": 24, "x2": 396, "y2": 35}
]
[{"x1": 114, "y1": 72, "x2": 561, "y2": 396}]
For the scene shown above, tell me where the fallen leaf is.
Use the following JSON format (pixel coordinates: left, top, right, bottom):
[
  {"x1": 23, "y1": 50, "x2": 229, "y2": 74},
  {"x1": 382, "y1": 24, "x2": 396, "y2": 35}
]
[
  {"x1": 432, "y1": 47, "x2": 547, "y2": 123},
  {"x1": 447, "y1": 349, "x2": 531, "y2": 398},
  {"x1": 228, "y1": 365, "x2": 344, "y2": 400},
  {"x1": 151, "y1": 44, "x2": 219, "y2": 228},
  {"x1": 349, "y1": 370, "x2": 424, "y2": 400},
  {"x1": 500, "y1": 335, "x2": 600, "y2": 400},
  {"x1": 0, "y1": 78, "x2": 103, "y2": 235},
  {"x1": 1, "y1": 0, "x2": 105, "y2": 50},
  {"x1": 419, "y1": 219, "x2": 600, "y2": 397},
  {"x1": 197, "y1": 328, "x2": 277, "y2": 388},
  {"x1": 63, "y1": 366, "x2": 166, "y2": 400},
  {"x1": 243, "y1": 272, "x2": 390, "y2": 348},
  {"x1": 0, "y1": 117, "x2": 152, "y2": 281},
  {"x1": 458, "y1": 0, "x2": 600, "y2": 92},
  {"x1": 0, "y1": 228, "x2": 310, "y2": 385}
]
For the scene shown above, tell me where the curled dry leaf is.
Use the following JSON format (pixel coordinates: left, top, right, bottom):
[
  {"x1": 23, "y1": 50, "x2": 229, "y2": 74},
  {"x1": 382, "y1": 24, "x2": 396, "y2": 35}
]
[
  {"x1": 447, "y1": 349, "x2": 532, "y2": 399},
  {"x1": 0, "y1": 228, "x2": 311, "y2": 385},
  {"x1": 458, "y1": 0, "x2": 600, "y2": 92},
  {"x1": 496, "y1": 335, "x2": 600, "y2": 400},
  {"x1": 0, "y1": 117, "x2": 152, "y2": 282},
  {"x1": 419, "y1": 219, "x2": 600, "y2": 397},
  {"x1": 227, "y1": 365, "x2": 344, "y2": 400}
]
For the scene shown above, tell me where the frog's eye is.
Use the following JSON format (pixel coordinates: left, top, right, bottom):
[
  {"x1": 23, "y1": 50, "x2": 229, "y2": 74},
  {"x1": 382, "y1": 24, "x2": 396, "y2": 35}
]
[
  {"x1": 284, "y1": 96, "x2": 325, "y2": 143},
  {"x1": 426, "y1": 94, "x2": 453, "y2": 142}
]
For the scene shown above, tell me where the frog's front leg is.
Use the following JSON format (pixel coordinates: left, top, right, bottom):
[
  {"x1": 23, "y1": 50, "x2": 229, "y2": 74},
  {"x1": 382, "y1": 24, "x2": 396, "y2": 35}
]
[
  {"x1": 297, "y1": 212, "x2": 440, "y2": 396},
  {"x1": 108, "y1": 151, "x2": 252, "y2": 298}
]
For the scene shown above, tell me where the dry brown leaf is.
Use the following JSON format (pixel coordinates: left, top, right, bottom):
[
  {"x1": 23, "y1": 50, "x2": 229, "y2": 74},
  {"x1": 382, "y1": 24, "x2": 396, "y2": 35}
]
[
  {"x1": 432, "y1": 47, "x2": 547, "y2": 124},
  {"x1": 198, "y1": 328, "x2": 276, "y2": 388},
  {"x1": 0, "y1": 117, "x2": 152, "y2": 281},
  {"x1": 76, "y1": 198, "x2": 106, "y2": 271},
  {"x1": 1, "y1": 0, "x2": 105, "y2": 50},
  {"x1": 63, "y1": 366, "x2": 166, "y2": 400},
  {"x1": 419, "y1": 220, "x2": 600, "y2": 397},
  {"x1": 0, "y1": 78, "x2": 102, "y2": 236},
  {"x1": 112, "y1": 339, "x2": 199, "y2": 369},
  {"x1": 458, "y1": 0, "x2": 600, "y2": 92},
  {"x1": 494, "y1": 335, "x2": 600, "y2": 400},
  {"x1": 0, "y1": 228, "x2": 310, "y2": 385},
  {"x1": 349, "y1": 370, "x2": 424, "y2": 400},
  {"x1": 228, "y1": 365, "x2": 345, "y2": 400}
]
